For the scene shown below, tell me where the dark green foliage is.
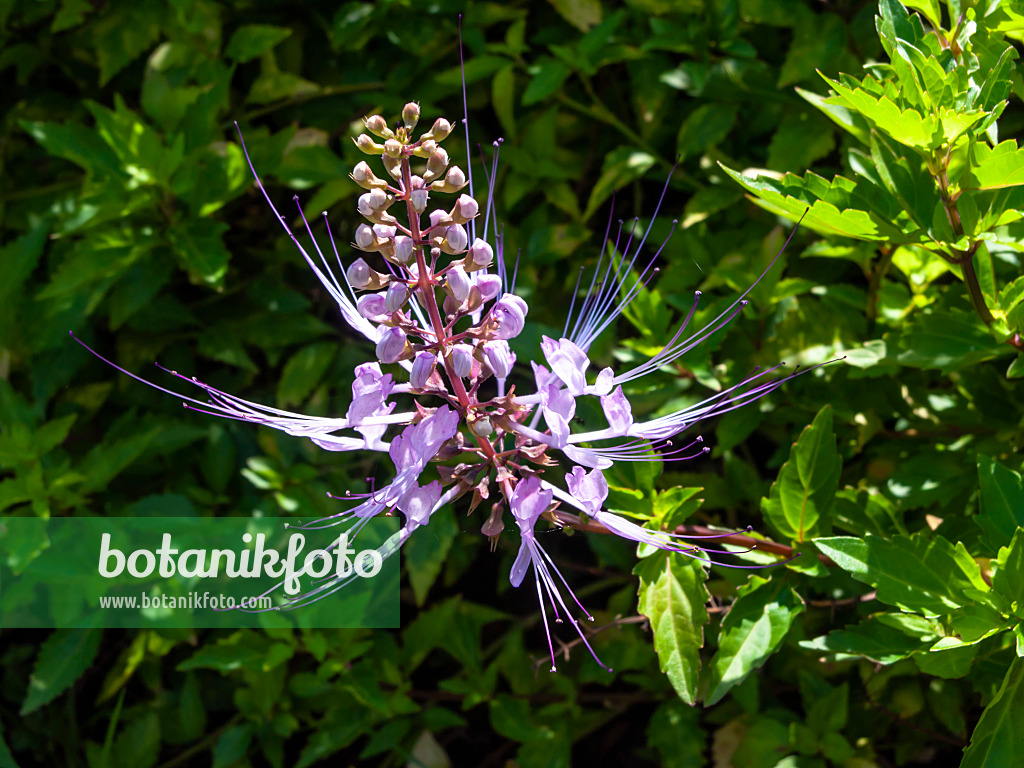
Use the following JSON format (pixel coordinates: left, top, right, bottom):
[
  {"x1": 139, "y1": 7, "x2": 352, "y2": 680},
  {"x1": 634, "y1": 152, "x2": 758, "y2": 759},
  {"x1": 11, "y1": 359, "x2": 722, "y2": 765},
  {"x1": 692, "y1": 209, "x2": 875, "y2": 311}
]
[{"x1": 2, "y1": 0, "x2": 1024, "y2": 766}]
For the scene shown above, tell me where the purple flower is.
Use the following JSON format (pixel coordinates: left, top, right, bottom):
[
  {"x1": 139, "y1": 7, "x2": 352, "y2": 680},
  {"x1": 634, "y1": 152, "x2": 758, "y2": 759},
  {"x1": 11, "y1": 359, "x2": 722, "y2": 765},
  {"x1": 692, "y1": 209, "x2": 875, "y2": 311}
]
[{"x1": 73, "y1": 100, "x2": 815, "y2": 669}]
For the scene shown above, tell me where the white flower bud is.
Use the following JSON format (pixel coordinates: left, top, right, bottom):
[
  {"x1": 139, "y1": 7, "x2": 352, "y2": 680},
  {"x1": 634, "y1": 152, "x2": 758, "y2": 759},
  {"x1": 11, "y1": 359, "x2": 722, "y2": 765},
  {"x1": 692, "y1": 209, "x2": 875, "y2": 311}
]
[
  {"x1": 367, "y1": 188, "x2": 389, "y2": 211},
  {"x1": 446, "y1": 166, "x2": 466, "y2": 188},
  {"x1": 354, "y1": 134, "x2": 384, "y2": 154},
  {"x1": 352, "y1": 161, "x2": 386, "y2": 189},
  {"x1": 429, "y1": 209, "x2": 448, "y2": 228},
  {"x1": 450, "y1": 344, "x2": 473, "y2": 378},
  {"x1": 453, "y1": 194, "x2": 479, "y2": 222},
  {"x1": 357, "y1": 194, "x2": 375, "y2": 217},
  {"x1": 410, "y1": 351, "x2": 437, "y2": 390},
  {"x1": 357, "y1": 293, "x2": 387, "y2": 319},
  {"x1": 444, "y1": 223, "x2": 468, "y2": 254},
  {"x1": 447, "y1": 265, "x2": 471, "y2": 302},
  {"x1": 385, "y1": 281, "x2": 408, "y2": 313},
  {"x1": 393, "y1": 235, "x2": 414, "y2": 265},
  {"x1": 428, "y1": 117, "x2": 453, "y2": 141},
  {"x1": 375, "y1": 327, "x2": 407, "y2": 364},
  {"x1": 354, "y1": 224, "x2": 376, "y2": 250},
  {"x1": 373, "y1": 224, "x2": 396, "y2": 241},
  {"x1": 347, "y1": 258, "x2": 372, "y2": 289},
  {"x1": 426, "y1": 147, "x2": 449, "y2": 180},
  {"x1": 384, "y1": 138, "x2": 403, "y2": 158},
  {"x1": 411, "y1": 189, "x2": 429, "y2": 213},
  {"x1": 402, "y1": 102, "x2": 420, "y2": 129},
  {"x1": 470, "y1": 417, "x2": 493, "y2": 438},
  {"x1": 469, "y1": 238, "x2": 493, "y2": 267},
  {"x1": 417, "y1": 139, "x2": 437, "y2": 157},
  {"x1": 364, "y1": 115, "x2": 392, "y2": 138}
]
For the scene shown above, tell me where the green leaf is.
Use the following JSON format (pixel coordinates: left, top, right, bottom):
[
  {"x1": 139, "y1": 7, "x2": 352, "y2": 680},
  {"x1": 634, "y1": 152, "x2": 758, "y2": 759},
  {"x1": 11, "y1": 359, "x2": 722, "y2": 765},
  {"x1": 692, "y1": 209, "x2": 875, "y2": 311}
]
[
  {"x1": 225, "y1": 24, "x2": 292, "y2": 63},
  {"x1": 404, "y1": 507, "x2": 458, "y2": 607},
  {"x1": 646, "y1": 700, "x2": 703, "y2": 768},
  {"x1": 814, "y1": 533, "x2": 989, "y2": 615},
  {"x1": 522, "y1": 56, "x2": 571, "y2": 106},
  {"x1": 965, "y1": 139, "x2": 1024, "y2": 191},
  {"x1": 902, "y1": 0, "x2": 942, "y2": 33},
  {"x1": 799, "y1": 615, "x2": 928, "y2": 663},
  {"x1": 677, "y1": 103, "x2": 738, "y2": 161},
  {"x1": 870, "y1": 131, "x2": 943, "y2": 233},
  {"x1": 797, "y1": 86, "x2": 872, "y2": 145},
  {"x1": 21, "y1": 629, "x2": 101, "y2": 715},
  {"x1": 492, "y1": 65, "x2": 517, "y2": 139},
  {"x1": 763, "y1": 405, "x2": 841, "y2": 543},
  {"x1": 167, "y1": 218, "x2": 231, "y2": 286},
  {"x1": 583, "y1": 147, "x2": 656, "y2": 222},
  {"x1": 545, "y1": 0, "x2": 602, "y2": 32},
  {"x1": 960, "y1": 658, "x2": 1024, "y2": 768},
  {"x1": 993, "y1": 528, "x2": 1024, "y2": 620},
  {"x1": 635, "y1": 552, "x2": 708, "y2": 704},
  {"x1": 20, "y1": 120, "x2": 123, "y2": 178},
  {"x1": 706, "y1": 576, "x2": 805, "y2": 705},
  {"x1": 976, "y1": 457, "x2": 1024, "y2": 547},
  {"x1": 896, "y1": 309, "x2": 1008, "y2": 373},
  {"x1": 276, "y1": 342, "x2": 337, "y2": 407},
  {"x1": 720, "y1": 164, "x2": 916, "y2": 242}
]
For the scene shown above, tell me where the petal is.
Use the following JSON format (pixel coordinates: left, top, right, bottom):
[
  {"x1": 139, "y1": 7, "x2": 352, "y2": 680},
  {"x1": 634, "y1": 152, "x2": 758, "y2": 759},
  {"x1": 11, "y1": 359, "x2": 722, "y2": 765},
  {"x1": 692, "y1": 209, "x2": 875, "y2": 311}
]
[{"x1": 510, "y1": 541, "x2": 533, "y2": 588}]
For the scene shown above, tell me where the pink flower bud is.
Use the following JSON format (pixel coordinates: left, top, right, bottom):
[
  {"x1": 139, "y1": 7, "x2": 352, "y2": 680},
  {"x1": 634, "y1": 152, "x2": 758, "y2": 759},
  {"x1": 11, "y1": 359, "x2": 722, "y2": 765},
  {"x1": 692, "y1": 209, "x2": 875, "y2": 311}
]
[
  {"x1": 385, "y1": 281, "x2": 408, "y2": 313},
  {"x1": 373, "y1": 224, "x2": 396, "y2": 241},
  {"x1": 482, "y1": 341, "x2": 515, "y2": 379},
  {"x1": 447, "y1": 266, "x2": 471, "y2": 302},
  {"x1": 429, "y1": 209, "x2": 448, "y2": 228},
  {"x1": 411, "y1": 189, "x2": 429, "y2": 213},
  {"x1": 476, "y1": 274, "x2": 501, "y2": 301},
  {"x1": 357, "y1": 293, "x2": 387, "y2": 319},
  {"x1": 469, "y1": 238, "x2": 493, "y2": 267},
  {"x1": 393, "y1": 235, "x2": 414, "y2": 265},
  {"x1": 355, "y1": 224, "x2": 376, "y2": 249},
  {"x1": 347, "y1": 258, "x2": 372, "y2": 288},
  {"x1": 489, "y1": 294, "x2": 528, "y2": 340},
  {"x1": 454, "y1": 194, "x2": 478, "y2": 221},
  {"x1": 427, "y1": 147, "x2": 449, "y2": 179},
  {"x1": 450, "y1": 344, "x2": 473, "y2": 378},
  {"x1": 410, "y1": 351, "x2": 437, "y2": 389},
  {"x1": 375, "y1": 327, "x2": 407, "y2": 364},
  {"x1": 444, "y1": 223, "x2": 468, "y2": 253}
]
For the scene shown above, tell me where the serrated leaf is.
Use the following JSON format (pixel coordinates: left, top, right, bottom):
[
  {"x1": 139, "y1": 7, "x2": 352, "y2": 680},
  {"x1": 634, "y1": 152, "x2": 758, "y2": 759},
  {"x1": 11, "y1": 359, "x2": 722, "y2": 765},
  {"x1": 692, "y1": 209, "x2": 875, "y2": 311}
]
[
  {"x1": 870, "y1": 131, "x2": 942, "y2": 233},
  {"x1": 993, "y1": 528, "x2": 1024, "y2": 620},
  {"x1": 797, "y1": 86, "x2": 872, "y2": 144},
  {"x1": 960, "y1": 658, "x2": 1024, "y2": 768},
  {"x1": 720, "y1": 164, "x2": 917, "y2": 242},
  {"x1": 965, "y1": 139, "x2": 1024, "y2": 191},
  {"x1": 706, "y1": 576, "x2": 804, "y2": 705},
  {"x1": 224, "y1": 25, "x2": 292, "y2": 63},
  {"x1": 763, "y1": 405, "x2": 840, "y2": 543},
  {"x1": 635, "y1": 552, "x2": 708, "y2": 704},
  {"x1": 21, "y1": 629, "x2": 101, "y2": 715},
  {"x1": 977, "y1": 457, "x2": 1024, "y2": 547},
  {"x1": 814, "y1": 533, "x2": 989, "y2": 616}
]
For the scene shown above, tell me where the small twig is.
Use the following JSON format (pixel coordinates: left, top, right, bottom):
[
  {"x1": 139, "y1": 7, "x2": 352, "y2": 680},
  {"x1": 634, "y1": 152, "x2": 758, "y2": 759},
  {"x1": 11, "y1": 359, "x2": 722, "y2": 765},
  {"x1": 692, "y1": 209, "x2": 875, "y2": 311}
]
[
  {"x1": 553, "y1": 510, "x2": 837, "y2": 567},
  {"x1": 530, "y1": 615, "x2": 650, "y2": 671}
]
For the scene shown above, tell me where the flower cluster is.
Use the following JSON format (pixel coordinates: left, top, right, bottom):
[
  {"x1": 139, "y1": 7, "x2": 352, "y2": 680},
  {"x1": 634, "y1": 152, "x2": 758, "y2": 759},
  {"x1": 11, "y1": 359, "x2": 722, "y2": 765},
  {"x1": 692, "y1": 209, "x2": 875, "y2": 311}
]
[{"x1": 74, "y1": 100, "x2": 804, "y2": 672}]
